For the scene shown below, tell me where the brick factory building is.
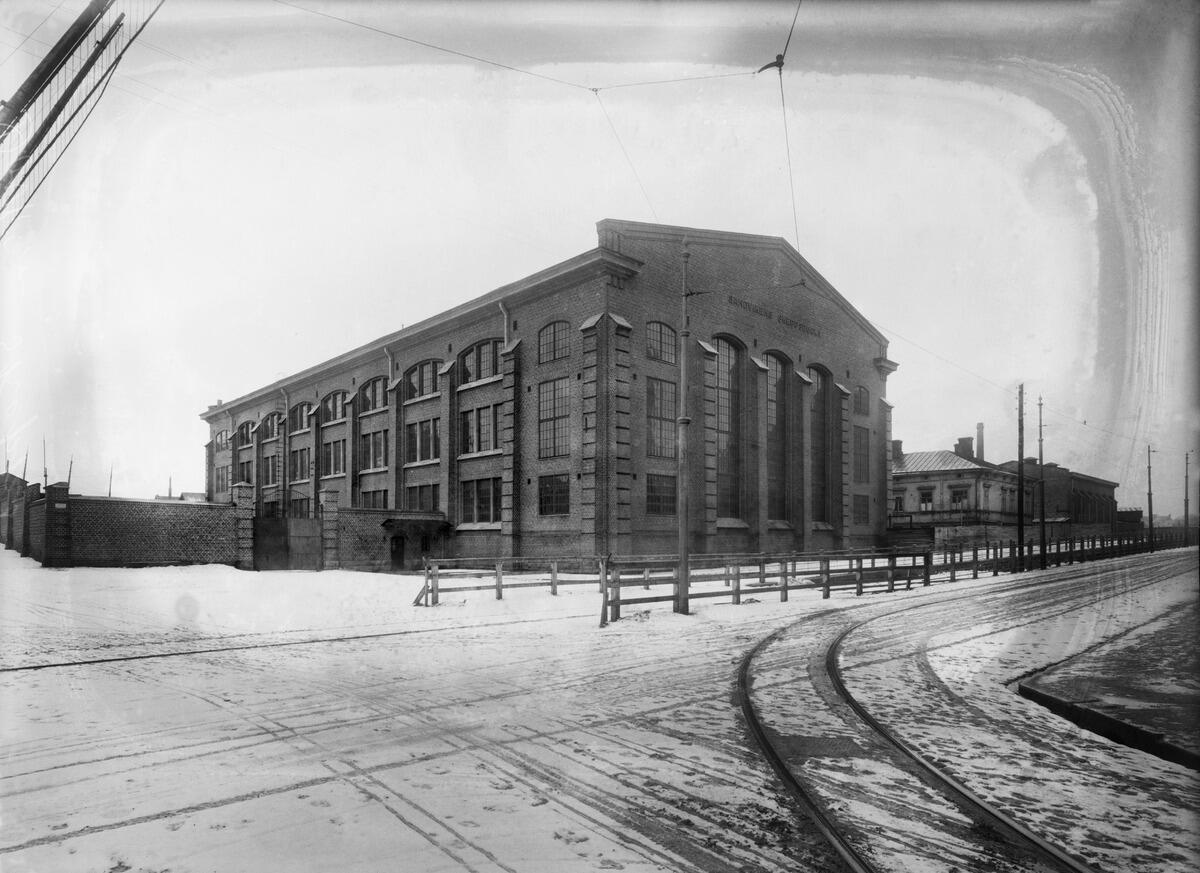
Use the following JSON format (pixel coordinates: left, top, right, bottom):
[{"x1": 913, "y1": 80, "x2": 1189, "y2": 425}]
[{"x1": 201, "y1": 220, "x2": 898, "y2": 570}]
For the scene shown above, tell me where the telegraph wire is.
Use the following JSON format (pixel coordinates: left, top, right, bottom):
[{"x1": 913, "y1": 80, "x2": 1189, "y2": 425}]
[
  {"x1": 760, "y1": 0, "x2": 803, "y2": 251},
  {"x1": 592, "y1": 90, "x2": 658, "y2": 222},
  {"x1": 0, "y1": 0, "x2": 67, "y2": 69},
  {"x1": 271, "y1": 0, "x2": 591, "y2": 92}
]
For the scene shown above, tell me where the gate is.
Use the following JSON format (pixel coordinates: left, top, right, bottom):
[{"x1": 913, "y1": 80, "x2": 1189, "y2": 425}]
[{"x1": 253, "y1": 492, "x2": 322, "y2": 570}]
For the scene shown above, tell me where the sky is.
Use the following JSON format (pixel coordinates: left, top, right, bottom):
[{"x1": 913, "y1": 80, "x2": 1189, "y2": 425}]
[{"x1": 0, "y1": 0, "x2": 1196, "y2": 517}]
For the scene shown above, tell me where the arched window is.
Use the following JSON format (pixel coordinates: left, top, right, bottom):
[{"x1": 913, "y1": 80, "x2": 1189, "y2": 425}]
[
  {"x1": 459, "y1": 340, "x2": 502, "y2": 383},
  {"x1": 538, "y1": 321, "x2": 570, "y2": 364},
  {"x1": 359, "y1": 377, "x2": 388, "y2": 413},
  {"x1": 320, "y1": 390, "x2": 348, "y2": 424},
  {"x1": 765, "y1": 352, "x2": 790, "y2": 520},
  {"x1": 234, "y1": 421, "x2": 253, "y2": 449},
  {"x1": 404, "y1": 359, "x2": 442, "y2": 400},
  {"x1": 646, "y1": 322, "x2": 677, "y2": 364},
  {"x1": 809, "y1": 365, "x2": 840, "y2": 523},
  {"x1": 288, "y1": 402, "x2": 312, "y2": 434},
  {"x1": 259, "y1": 413, "x2": 281, "y2": 441},
  {"x1": 213, "y1": 430, "x2": 230, "y2": 452},
  {"x1": 714, "y1": 337, "x2": 745, "y2": 519}
]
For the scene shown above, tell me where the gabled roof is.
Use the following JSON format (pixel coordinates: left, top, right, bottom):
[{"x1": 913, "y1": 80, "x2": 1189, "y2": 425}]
[{"x1": 894, "y1": 450, "x2": 992, "y2": 475}]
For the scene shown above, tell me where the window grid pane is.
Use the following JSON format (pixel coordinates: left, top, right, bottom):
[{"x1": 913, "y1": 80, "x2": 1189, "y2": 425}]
[{"x1": 538, "y1": 378, "x2": 569, "y2": 458}]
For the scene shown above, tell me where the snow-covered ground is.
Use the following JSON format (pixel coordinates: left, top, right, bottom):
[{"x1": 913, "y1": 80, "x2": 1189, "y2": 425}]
[{"x1": 1, "y1": 548, "x2": 1196, "y2": 872}]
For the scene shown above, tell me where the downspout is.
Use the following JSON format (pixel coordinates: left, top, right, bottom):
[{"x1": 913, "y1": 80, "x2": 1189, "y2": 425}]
[
  {"x1": 498, "y1": 301, "x2": 510, "y2": 346},
  {"x1": 384, "y1": 345, "x2": 395, "y2": 378}
]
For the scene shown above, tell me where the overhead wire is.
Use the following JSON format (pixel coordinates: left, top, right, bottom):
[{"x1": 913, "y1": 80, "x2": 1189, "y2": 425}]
[{"x1": 0, "y1": 0, "x2": 67, "y2": 69}]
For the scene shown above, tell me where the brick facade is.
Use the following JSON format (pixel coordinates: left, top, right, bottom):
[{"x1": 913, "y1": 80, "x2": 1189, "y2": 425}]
[{"x1": 201, "y1": 219, "x2": 897, "y2": 569}]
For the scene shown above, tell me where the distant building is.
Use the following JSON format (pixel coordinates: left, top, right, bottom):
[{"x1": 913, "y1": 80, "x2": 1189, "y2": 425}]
[
  {"x1": 200, "y1": 219, "x2": 899, "y2": 569},
  {"x1": 996, "y1": 459, "x2": 1118, "y2": 537},
  {"x1": 889, "y1": 427, "x2": 1031, "y2": 547}
]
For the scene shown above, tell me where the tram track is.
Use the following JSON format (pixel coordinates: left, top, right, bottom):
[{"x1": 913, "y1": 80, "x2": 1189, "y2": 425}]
[{"x1": 737, "y1": 551, "x2": 1196, "y2": 873}]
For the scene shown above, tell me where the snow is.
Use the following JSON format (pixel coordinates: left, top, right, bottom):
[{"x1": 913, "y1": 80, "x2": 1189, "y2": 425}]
[{"x1": 2, "y1": 549, "x2": 1196, "y2": 872}]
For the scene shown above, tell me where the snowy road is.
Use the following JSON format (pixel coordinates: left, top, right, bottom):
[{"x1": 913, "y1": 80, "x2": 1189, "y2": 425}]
[{"x1": 1, "y1": 548, "x2": 1196, "y2": 872}]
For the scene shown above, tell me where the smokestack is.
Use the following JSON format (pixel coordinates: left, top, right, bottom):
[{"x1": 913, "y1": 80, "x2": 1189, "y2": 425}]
[
  {"x1": 976, "y1": 422, "x2": 985, "y2": 462},
  {"x1": 954, "y1": 436, "x2": 975, "y2": 460},
  {"x1": 891, "y1": 439, "x2": 903, "y2": 461}
]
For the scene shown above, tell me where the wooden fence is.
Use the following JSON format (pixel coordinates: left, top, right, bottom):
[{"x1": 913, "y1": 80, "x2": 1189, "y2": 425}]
[{"x1": 411, "y1": 529, "x2": 1191, "y2": 624}]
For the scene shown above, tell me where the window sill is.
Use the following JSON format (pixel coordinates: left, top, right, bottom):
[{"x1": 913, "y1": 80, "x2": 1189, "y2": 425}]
[
  {"x1": 458, "y1": 374, "x2": 503, "y2": 391},
  {"x1": 811, "y1": 521, "x2": 835, "y2": 531},
  {"x1": 319, "y1": 473, "x2": 345, "y2": 480},
  {"x1": 404, "y1": 459, "x2": 440, "y2": 469},
  {"x1": 716, "y1": 517, "x2": 750, "y2": 529},
  {"x1": 403, "y1": 393, "x2": 442, "y2": 407},
  {"x1": 458, "y1": 449, "x2": 503, "y2": 461},
  {"x1": 288, "y1": 480, "x2": 309, "y2": 487},
  {"x1": 358, "y1": 407, "x2": 389, "y2": 420},
  {"x1": 261, "y1": 483, "x2": 279, "y2": 491},
  {"x1": 289, "y1": 428, "x2": 311, "y2": 437},
  {"x1": 321, "y1": 419, "x2": 347, "y2": 429},
  {"x1": 358, "y1": 467, "x2": 389, "y2": 475},
  {"x1": 767, "y1": 519, "x2": 793, "y2": 530},
  {"x1": 457, "y1": 522, "x2": 501, "y2": 531}
]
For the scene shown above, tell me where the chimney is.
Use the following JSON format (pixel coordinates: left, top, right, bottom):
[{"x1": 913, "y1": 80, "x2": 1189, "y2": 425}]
[
  {"x1": 891, "y1": 439, "x2": 903, "y2": 461},
  {"x1": 976, "y1": 422, "x2": 985, "y2": 462},
  {"x1": 954, "y1": 436, "x2": 975, "y2": 460}
]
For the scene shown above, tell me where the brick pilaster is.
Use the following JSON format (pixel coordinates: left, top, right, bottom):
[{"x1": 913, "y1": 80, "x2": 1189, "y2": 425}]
[
  {"x1": 610, "y1": 315, "x2": 634, "y2": 556},
  {"x1": 319, "y1": 488, "x2": 340, "y2": 570},
  {"x1": 42, "y1": 482, "x2": 72, "y2": 567},
  {"x1": 580, "y1": 317, "x2": 603, "y2": 556},
  {"x1": 499, "y1": 341, "x2": 521, "y2": 557},
  {"x1": 20, "y1": 483, "x2": 41, "y2": 557},
  {"x1": 231, "y1": 483, "x2": 255, "y2": 570}
]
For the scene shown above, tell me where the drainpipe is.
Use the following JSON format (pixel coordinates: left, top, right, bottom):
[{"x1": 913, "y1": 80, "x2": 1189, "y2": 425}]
[
  {"x1": 384, "y1": 345, "x2": 395, "y2": 378},
  {"x1": 498, "y1": 301, "x2": 510, "y2": 346}
]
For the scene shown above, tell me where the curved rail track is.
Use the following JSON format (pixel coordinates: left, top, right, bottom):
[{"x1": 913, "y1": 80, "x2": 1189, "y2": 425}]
[{"x1": 738, "y1": 551, "x2": 1196, "y2": 873}]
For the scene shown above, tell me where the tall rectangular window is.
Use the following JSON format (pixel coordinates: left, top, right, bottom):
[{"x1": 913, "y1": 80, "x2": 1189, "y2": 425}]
[
  {"x1": 360, "y1": 489, "x2": 388, "y2": 509},
  {"x1": 260, "y1": 455, "x2": 279, "y2": 486},
  {"x1": 460, "y1": 405, "x2": 498, "y2": 455},
  {"x1": 853, "y1": 426, "x2": 870, "y2": 484},
  {"x1": 538, "y1": 474, "x2": 569, "y2": 515},
  {"x1": 321, "y1": 439, "x2": 345, "y2": 476},
  {"x1": 359, "y1": 430, "x2": 388, "y2": 470},
  {"x1": 646, "y1": 322, "x2": 677, "y2": 364},
  {"x1": 646, "y1": 378, "x2": 676, "y2": 459},
  {"x1": 405, "y1": 484, "x2": 439, "y2": 512},
  {"x1": 237, "y1": 460, "x2": 253, "y2": 485},
  {"x1": 646, "y1": 474, "x2": 677, "y2": 516},
  {"x1": 766, "y1": 354, "x2": 788, "y2": 520},
  {"x1": 538, "y1": 378, "x2": 569, "y2": 459},
  {"x1": 405, "y1": 418, "x2": 440, "y2": 463},
  {"x1": 919, "y1": 489, "x2": 934, "y2": 511},
  {"x1": 950, "y1": 489, "x2": 969, "y2": 511},
  {"x1": 289, "y1": 447, "x2": 310, "y2": 482},
  {"x1": 715, "y1": 338, "x2": 743, "y2": 518},
  {"x1": 214, "y1": 465, "x2": 230, "y2": 493},
  {"x1": 461, "y1": 477, "x2": 503, "y2": 523}
]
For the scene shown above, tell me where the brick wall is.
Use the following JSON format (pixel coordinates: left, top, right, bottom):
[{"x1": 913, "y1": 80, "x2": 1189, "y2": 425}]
[
  {"x1": 27, "y1": 499, "x2": 46, "y2": 562},
  {"x1": 69, "y1": 496, "x2": 238, "y2": 567},
  {"x1": 335, "y1": 507, "x2": 395, "y2": 572}
]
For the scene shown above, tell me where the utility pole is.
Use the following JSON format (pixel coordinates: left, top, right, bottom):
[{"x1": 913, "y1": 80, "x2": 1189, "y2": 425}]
[
  {"x1": 675, "y1": 240, "x2": 691, "y2": 615},
  {"x1": 1147, "y1": 444, "x2": 1155, "y2": 551},
  {"x1": 1038, "y1": 395, "x2": 1047, "y2": 569},
  {"x1": 1017, "y1": 384, "x2": 1025, "y2": 571},
  {"x1": 1186, "y1": 450, "x2": 1192, "y2": 547}
]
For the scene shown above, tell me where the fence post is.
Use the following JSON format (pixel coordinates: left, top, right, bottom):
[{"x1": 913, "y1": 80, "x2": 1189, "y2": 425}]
[
  {"x1": 759, "y1": 556, "x2": 767, "y2": 590},
  {"x1": 923, "y1": 550, "x2": 932, "y2": 586},
  {"x1": 972, "y1": 546, "x2": 979, "y2": 579},
  {"x1": 854, "y1": 557, "x2": 863, "y2": 597},
  {"x1": 430, "y1": 563, "x2": 440, "y2": 606},
  {"x1": 949, "y1": 549, "x2": 957, "y2": 583},
  {"x1": 887, "y1": 554, "x2": 896, "y2": 593},
  {"x1": 780, "y1": 558, "x2": 790, "y2": 602},
  {"x1": 550, "y1": 560, "x2": 558, "y2": 596},
  {"x1": 599, "y1": 564, "x2": 608, "y2": 628},
  {"x1": 820, "y1": 557, "x2": 830, "y2": 599},
  {"x1": 733, "y1": 565, "x2": 742, "y2": 605},
  {"x1": 599, "y1": 555, "x2": 607, "y2": 592},
  {"x1": 495, "y1": 561, "x2": 504, "y2": 600},
  {"x1": 609, "y1": 566, "x2": 621, "y2": 623}
]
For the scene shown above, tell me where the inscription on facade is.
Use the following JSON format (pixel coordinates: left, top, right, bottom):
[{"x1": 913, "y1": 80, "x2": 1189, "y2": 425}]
[{"x1": 727, "y1": 295, "x2": 822, "y2": 338}]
